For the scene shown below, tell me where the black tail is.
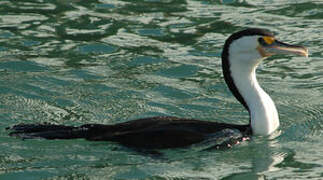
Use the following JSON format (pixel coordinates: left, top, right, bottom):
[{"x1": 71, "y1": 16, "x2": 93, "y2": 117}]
[{"x1": 7, "y1": 123, "x2": 108, "y2": 140}]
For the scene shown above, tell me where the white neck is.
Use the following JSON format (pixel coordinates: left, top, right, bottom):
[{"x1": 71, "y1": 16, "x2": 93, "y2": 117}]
[{"x1": 230, "y1": 55, "x2": 279, "y2": 136}]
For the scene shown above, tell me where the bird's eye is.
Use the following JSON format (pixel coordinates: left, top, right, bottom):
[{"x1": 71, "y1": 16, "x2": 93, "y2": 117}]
[
  {"x1": 259, "y1": 36, "x2": 275, "y2": 45},
  {"x1": 258, "y1": 37, "x2": 266, "y2": 45}
]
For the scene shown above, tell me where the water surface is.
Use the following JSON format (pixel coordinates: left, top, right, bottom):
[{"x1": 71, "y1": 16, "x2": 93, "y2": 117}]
[{"x1": 1, "y1": 0, "x2": 323, "y2": 179}]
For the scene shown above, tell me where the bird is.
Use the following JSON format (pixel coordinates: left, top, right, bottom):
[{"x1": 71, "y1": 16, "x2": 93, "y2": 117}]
[{"x1": 7, "y1": 28, "x2": 308, "y2": 149}]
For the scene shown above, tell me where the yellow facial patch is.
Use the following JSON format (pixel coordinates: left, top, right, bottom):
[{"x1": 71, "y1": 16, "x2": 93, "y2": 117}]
[{"x1": 263, "y1": 36, "x2": 275, "y2": 45}]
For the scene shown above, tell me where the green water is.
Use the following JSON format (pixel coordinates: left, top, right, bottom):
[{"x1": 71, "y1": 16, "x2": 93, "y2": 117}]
[{"x1": 1, "y1": 0, "x2": 323, "y2": 179}]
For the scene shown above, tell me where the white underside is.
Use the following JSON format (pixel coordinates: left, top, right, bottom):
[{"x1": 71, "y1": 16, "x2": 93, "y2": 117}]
[
  {"x1": 231, "y1": 62, "x2": 279, "y2": 135},
  {"x1": 229, "y1": 37, "x2": 280, "y2": 135}
]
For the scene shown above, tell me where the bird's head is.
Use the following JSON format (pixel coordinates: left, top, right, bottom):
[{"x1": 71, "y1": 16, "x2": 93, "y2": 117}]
[
  {"x1": 222, "y1": 28, "x2": 308, "y2": 67},
  {"x1": 221, "y1": 28, "x2": 308, "y2": 112}
]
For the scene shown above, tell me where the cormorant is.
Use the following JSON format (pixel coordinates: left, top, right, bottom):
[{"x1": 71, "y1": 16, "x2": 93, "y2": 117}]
[{"x1": 7, "y1": 28, "x2": 308, "y2": 149}]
